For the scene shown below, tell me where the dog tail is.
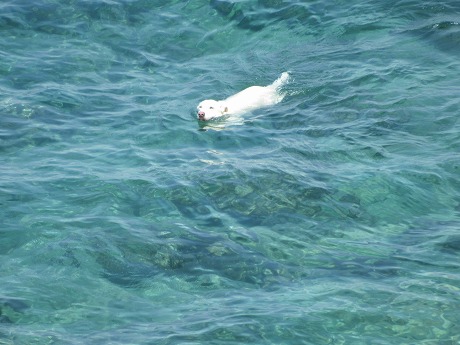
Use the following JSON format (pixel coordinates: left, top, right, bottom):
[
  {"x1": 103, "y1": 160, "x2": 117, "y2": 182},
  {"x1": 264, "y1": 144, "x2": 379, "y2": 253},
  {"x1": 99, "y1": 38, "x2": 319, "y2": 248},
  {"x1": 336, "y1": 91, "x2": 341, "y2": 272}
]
[{"x1": 271, "y1": 72, "x2": 290, "y2": 90}]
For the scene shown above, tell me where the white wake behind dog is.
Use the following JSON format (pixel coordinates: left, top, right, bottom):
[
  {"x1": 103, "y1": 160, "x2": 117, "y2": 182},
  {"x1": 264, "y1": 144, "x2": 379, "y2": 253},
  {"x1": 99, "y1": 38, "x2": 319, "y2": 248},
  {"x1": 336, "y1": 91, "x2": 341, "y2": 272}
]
[{"x1": 197, "y1": 72, "x2": 290, "y2": 121}]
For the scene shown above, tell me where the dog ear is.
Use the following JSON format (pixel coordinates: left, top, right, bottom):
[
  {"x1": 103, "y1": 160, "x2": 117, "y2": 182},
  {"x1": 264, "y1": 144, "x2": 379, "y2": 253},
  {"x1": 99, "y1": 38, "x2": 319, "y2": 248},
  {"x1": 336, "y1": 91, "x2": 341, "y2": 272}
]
[{"x1": 220, "y1": 102, "x2": 228, "y2": 114}]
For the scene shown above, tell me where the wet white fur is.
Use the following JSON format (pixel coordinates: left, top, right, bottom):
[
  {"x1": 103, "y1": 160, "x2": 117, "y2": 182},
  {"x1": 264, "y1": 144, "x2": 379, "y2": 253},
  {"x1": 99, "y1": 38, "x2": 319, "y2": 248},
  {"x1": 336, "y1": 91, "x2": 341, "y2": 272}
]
[{"x1": 197, "y1": 72, "x2": 289, "y2": 121}]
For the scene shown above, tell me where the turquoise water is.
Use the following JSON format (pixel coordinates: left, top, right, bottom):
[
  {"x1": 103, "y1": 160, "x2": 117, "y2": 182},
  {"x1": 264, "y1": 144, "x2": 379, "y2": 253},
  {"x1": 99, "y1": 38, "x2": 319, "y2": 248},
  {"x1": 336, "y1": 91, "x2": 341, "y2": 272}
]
[{"x1": 1, "y1": 0, "x2": 460, "y2": 343}]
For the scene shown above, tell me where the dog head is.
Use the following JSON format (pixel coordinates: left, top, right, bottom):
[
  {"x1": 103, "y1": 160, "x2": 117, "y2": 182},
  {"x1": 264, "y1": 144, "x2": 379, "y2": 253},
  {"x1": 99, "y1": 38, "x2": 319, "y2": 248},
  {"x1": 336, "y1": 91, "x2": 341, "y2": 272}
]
[{"x1": 197, "y1": 100, "x2": 228, "y2": 121}]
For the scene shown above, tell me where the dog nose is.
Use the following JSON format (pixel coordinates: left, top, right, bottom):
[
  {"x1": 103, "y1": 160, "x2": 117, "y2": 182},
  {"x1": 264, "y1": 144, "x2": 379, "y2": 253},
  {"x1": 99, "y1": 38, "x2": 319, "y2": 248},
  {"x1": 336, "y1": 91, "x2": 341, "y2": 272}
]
[{"x1": 198, "y1": 111, "x2": 205, "y2": 119}]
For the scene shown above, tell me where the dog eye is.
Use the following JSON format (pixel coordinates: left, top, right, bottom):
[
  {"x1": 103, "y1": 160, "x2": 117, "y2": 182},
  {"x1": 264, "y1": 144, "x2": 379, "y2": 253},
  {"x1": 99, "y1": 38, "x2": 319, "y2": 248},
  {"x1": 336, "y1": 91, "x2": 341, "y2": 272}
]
[{"x1": 210, "y1": 107, "x2": 214, "y2": 109}]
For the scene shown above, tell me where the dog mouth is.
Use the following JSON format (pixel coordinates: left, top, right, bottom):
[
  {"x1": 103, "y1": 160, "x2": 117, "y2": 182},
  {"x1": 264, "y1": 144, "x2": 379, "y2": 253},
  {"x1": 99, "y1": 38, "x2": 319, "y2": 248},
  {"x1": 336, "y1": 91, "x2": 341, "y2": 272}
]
[{"x1": 198, "y1": 112, "x2": 206, "y2": 121}]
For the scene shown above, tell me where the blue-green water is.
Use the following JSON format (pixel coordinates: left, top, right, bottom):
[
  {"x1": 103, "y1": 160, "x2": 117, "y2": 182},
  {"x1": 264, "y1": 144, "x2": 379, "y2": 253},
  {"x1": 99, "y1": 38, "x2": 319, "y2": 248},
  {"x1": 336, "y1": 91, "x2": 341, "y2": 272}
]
[{"x1": 1, "y1": 0, "x2": 460, "y2": 343}]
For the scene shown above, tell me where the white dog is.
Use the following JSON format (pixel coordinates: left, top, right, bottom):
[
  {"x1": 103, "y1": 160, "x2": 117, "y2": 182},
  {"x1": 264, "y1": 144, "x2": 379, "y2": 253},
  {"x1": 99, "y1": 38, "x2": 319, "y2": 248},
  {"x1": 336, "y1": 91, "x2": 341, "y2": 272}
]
[{"x1": 197, "y1": 72, "x2": 289, "y2": 121}]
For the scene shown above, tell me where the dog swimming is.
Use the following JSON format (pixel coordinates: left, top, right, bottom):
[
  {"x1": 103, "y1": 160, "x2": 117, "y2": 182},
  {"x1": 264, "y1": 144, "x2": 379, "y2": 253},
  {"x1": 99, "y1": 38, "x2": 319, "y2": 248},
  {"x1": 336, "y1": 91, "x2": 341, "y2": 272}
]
[{"x1": 197, "y1": 72, "x2": 289, "y2": 121}]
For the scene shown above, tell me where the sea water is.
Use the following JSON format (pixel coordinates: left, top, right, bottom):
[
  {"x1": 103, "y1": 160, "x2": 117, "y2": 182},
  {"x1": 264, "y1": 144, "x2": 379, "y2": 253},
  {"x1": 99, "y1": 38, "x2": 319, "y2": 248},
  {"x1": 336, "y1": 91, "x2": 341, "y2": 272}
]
[{"x1": 1, "y1": 0, "x2": 460, "y2": 344}]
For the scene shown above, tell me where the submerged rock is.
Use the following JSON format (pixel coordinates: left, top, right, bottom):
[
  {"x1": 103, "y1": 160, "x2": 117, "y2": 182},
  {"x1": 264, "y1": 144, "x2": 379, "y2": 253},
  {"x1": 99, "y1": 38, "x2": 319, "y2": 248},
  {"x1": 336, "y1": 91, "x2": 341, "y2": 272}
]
[
  {"x1": 0, "y1": 297, "x2": 29, "y2": 323},
  {"x1": 210, "y1": 0, "x2": 312, "y2": 31}
]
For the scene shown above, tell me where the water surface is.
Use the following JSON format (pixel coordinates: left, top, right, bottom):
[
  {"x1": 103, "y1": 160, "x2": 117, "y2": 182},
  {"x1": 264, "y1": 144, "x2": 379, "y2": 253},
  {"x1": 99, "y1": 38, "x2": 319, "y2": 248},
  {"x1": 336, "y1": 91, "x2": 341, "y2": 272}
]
[{"x1": 1, "y1": 0, "x2": 460, "y2": 344}]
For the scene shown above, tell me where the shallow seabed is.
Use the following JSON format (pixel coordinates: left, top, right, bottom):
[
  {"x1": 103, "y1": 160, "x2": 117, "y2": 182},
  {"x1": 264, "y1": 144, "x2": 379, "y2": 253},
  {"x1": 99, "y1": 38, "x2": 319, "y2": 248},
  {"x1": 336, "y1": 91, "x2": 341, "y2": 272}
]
[{"x1": 1, "y1": 0, "x2": 460, "y2": 344}]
